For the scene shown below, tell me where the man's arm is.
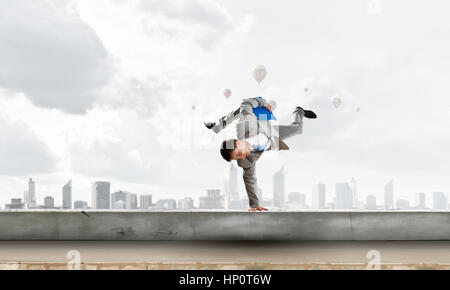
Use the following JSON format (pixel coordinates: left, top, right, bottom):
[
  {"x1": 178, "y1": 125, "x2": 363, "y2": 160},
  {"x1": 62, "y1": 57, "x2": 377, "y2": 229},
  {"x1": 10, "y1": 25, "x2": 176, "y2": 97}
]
[{"x1": 242, "y1": 164, "x2": 260, "y2": 208}]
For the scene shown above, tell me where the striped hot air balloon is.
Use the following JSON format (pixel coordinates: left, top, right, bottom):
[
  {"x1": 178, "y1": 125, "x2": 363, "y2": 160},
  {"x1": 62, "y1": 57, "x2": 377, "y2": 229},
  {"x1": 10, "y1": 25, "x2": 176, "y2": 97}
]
[
  {"x1": 224, "y1": 89, "x2": 232, "y2": 99},
  {"x1": 333, "y1": 97, "x2": 342, "y2": 109},
  {"x1": 252, "y1": 65, "x2": 267, "y2": 84}
]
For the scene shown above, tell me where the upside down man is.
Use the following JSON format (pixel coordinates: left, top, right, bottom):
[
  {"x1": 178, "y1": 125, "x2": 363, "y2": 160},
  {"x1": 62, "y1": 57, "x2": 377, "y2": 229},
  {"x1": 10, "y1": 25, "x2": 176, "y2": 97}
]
[{"x1": 205, "y1": 97, "x2": 317, "y2": 211}]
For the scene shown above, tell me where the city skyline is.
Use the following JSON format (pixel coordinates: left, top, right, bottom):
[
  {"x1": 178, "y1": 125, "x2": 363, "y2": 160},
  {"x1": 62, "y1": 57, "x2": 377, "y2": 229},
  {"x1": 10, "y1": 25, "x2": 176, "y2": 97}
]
[{"x1": 3, "y1": 173, "x2": 448, "y2": 211}]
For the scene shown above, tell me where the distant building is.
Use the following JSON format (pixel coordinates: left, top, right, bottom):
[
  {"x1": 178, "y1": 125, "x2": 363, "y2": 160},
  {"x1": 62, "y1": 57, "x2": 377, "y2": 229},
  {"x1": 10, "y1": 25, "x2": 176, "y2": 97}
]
[
  {"x1": 224, "y1": 163, "x2": 239, "y2": 209},
  {"x1": 155, "y1": 199, "x2": 177, "y2": 210},
  {"x1": 62, "y1": 180, "x2": 72, "y2": 209},
  {"x1": 5, "y1": 198, "x2": 24, "y2": 209},
  {"x1": 260, "y1": 197, "x2": 273, "y2": 208},
  {"x1": 24, "y1": 178, "x2": 37, "y2": 209},
  {"x1": 139, "y1": 194, "x2": 153, "y2": 209},
  {"x1": 91, "y1": 182, "x2": 110, "y2": 209},
  {"x1": 365, "y1": 195, "x2": 377, "y2": 210},
  {"x1": 228, "y1": 198, "x2": 248, "y2": 210},
  {"x1": 23, "y1": 191, "x2": 28, "y2": 207},
  {"x1": 433, "y1": 192, "x2": 448, "y2": 210},
  {"x1": 273, "y1": 167, "x2": 285, "y2": 208},
  {"x1": 350, "y1": 177, "x2": 358, "y2": 208},
  {"x1": 178, "y1": 197, "x2": 194, "y2": 210},
  {"x1": 74, "y1": 200, "x2": 88, "y2": 209},
  {"x1": 286, "y1": 192, "x2": 306, "y2": 209},
  {"x1": 312, "y1": 183, "x2": 326, "y2": 209},
  {"x1": 111, "y1": 191, "x2": 127, "y2": 209},
  {"x1": 113, "y1": 200, "x2": 125, "y2": 209},
  {"x1": 256, "y1": 187, "x2": 263, "y2": 203},
  {"x1": 126, "y1": 193, "x2": 138, "y2": 209},
  {"x1": 415, "y1": 192, "x2": 426, "y2": 209},
  {"x1": 287, "y1": 192, "x2": 301, "y2": 203},
  {"x1": 43, "y1": 196, "x2": 55, "y2": 209},
  {"x1": 199, "y1": 190, "x2": 223, "y2": 209},
  {"x1": 335, "y1": 183, "x2": 353, "y2": 209},
  {"x1": 396, "y1": 199, "x2": 410, "y2": 210},
  {"x1": 111, "y1": 191, "x2": 137, "y2": 209},
  {"x1": 384, "y1": 180, "x2": 394, "y2": 209}
]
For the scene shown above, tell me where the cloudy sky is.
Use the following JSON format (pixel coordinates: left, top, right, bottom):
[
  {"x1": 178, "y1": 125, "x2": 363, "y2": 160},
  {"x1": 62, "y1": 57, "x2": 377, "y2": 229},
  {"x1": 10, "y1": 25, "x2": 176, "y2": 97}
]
[{"x1": 1, "y1": 0, "x2": 450, "y2": 208}]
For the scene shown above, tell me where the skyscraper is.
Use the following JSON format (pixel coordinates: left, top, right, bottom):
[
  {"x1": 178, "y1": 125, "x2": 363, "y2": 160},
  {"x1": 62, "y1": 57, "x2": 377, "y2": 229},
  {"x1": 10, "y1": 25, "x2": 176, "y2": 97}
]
[
  {"x1": 91, "y1": 181, "x2": 110, "y2": 209},
  {"x1": 23, "y1": 191, "x2": 28, "y2": 207},
  {"x1": 155, "y1": 199, "x2": 177, "y2": 210},
  {"x1": 366, "y1": 195, "x2": 377, "y2": 210},
  {"x1": 140, "y1": 194, "x2": 153, "y2": 209},
  {"x1": 384, "y1": 180, "x2": 394, "y2": 209},
  {"x1": 199, "y1": 189, "x2": 223, "y2": 209},
  {"x1": 433, "y1": 192, "x2": 448, "y2": 210},
  {"x1": 415, "y1": 192, "x2": 426, "y2": 209},
  {"x1": 396, "y1": 199, "x2": 410, "y2": 210},
  {"x1": 287, "y1": 192, "x2": 306, "y2": 209},
  {"x1": 178, "y1": 197, "x2": 194, "y2": 210},
  {"x1": 126, "y1": 193, "x2": 138, "y2": 209},
  {"x1": 74, "y1": 200, "x2": 88, "y2": 209},
  {"x1": 350, "y1": 177, "x2": 358, "y2": 208},
  {"x1": 256, "y1": 187, "x2": 263, "y2": 203},
  {"x1": 43, "y1": 196, "x2": 55, "y2": 209},
  {"x1": 312, "y1": 183, "x2": 326, "y2": 209},
  {"x1": 5, "y1": 198, "x2": 24, "y2": 209},
  {"x1": 24, "y1": 178, "x2": 36, "y2": 209},
  {"x1": 288, "y1": 192, "x2": 301, "y2": 204},
  {"x1": 335, "y1": 182, "x2": 353, "y2": 209},
  {"x1": 62, "y1": 180, "x2": 72, "y2": 209},
  {"x1": 273, "y1": 167, "x2": 285, "y2": 208},
  {"x1": 110, "y1": 190, "x2": 137, "y2": 209},
  {"x1": 224, "y1": 163, "x2": 239, "y2": 209},
  {"x1": 111, "y1": 190, "x2": 127, "y2": 209}
]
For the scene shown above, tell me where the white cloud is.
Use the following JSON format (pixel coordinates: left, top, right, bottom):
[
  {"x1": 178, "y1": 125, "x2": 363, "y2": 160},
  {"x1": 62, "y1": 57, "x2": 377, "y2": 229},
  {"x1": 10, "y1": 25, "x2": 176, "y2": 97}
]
[
  {"x1": 100, "y1": 74, "x2": 171, "y2": 116},
  {"x1": 137, "y1": 0, "x2": 233, "y2": 49},
  {"x1": 0, "y1": 0, "x2": 114, "y2": 113},
  {"x1": 69, "y1": 135, "x2": 151, "y2": 182},
  {"x1": 0, "y1": 115, "x2": 59, "y2": 176}
]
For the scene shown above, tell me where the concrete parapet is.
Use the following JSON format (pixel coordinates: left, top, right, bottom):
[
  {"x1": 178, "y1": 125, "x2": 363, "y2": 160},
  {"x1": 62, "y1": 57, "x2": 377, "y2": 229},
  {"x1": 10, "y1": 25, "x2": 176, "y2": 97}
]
[{"x1": 1, "y1": 210, "x2": 449, "y2": 240}]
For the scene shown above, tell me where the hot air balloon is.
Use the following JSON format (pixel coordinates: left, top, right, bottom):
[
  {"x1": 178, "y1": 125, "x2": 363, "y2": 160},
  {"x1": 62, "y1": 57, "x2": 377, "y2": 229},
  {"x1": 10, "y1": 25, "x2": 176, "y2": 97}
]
[
  {"x1": 252, "y1": 65, "x2": 267, "y2": 84},
  {"x1": 224, "y1": 89, "x2": 232, "y2": 99},
  {"x1": 269, "y1": 100, "x2": 277, "y2": 111},
  {"x1": 333, "y1": 97, "x2": 342, "y2": 108}
]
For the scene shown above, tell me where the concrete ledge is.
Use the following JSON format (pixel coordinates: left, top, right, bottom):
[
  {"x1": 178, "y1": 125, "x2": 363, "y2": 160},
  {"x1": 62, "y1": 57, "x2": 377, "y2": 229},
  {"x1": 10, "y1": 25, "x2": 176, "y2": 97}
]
[{"x1": 1, "y1": 210, "x2": 450, "y2": 240}]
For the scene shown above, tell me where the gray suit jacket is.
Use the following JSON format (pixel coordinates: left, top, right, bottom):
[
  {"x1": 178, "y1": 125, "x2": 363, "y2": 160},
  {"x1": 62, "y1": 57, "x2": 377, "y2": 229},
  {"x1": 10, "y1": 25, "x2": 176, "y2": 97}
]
[{"x1": 235, "y1": 98, "x2": 289, "y2": 208}]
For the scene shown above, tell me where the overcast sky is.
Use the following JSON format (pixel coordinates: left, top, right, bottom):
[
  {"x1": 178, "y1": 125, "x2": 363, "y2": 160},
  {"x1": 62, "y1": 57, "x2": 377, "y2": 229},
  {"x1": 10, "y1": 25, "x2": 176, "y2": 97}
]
[{"x1": 1, "y1": 0, "x2": 450, "y2": 208}]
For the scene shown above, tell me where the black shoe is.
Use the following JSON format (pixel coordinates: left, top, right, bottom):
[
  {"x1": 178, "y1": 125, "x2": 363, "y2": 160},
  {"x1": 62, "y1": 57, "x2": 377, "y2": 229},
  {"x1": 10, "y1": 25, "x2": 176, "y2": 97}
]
[
  {"x1": 296, "y1": 107, "x2": 317, "y2": 119},
  {"x1": 204, "y1": 122, "x2": 216, "y2": 129}
]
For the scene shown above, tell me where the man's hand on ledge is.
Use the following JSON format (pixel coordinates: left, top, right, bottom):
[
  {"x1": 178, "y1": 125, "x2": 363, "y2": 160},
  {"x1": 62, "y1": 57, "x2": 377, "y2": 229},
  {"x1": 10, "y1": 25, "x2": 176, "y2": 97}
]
[{"x1": 248, "y1": 206, "x2": 268, "y2": 212}]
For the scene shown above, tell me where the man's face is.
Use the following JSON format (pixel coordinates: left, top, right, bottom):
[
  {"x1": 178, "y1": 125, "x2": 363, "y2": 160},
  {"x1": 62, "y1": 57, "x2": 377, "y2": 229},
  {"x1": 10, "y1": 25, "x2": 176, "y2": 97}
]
[{"x1": 230, "y1": 140, "x2": 251, "y2": 160}]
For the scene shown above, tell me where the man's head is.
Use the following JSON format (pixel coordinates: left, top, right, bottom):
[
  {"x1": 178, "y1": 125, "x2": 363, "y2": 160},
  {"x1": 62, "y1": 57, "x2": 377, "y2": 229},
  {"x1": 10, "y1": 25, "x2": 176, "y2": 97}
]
[{"x1": 220, "y1": 139, "x2": 251, "y2": 162}]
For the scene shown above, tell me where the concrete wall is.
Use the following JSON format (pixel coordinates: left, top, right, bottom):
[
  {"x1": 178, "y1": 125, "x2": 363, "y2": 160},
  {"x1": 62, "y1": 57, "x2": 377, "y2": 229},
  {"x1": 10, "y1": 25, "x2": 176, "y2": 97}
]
[{"x1": 1, "y1": 210, "x2": 450, "y2": 240}]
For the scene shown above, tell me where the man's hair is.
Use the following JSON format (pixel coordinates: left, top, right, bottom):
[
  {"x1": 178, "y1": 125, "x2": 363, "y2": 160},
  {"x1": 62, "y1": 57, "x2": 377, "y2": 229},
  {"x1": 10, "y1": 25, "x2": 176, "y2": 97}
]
[{"x1": 220, "y1": 139, "x2": 237, "y2": 162}]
